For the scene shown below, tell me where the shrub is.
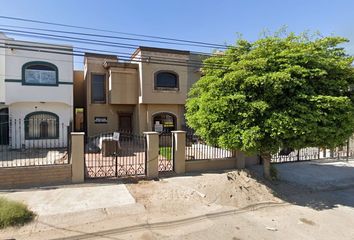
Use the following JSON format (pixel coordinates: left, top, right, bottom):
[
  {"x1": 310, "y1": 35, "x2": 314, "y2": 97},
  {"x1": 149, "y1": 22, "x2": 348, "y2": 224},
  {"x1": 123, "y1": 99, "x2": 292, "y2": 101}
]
[{"x1": 0, "y1": 197, "x2": 34, "y2": 228}]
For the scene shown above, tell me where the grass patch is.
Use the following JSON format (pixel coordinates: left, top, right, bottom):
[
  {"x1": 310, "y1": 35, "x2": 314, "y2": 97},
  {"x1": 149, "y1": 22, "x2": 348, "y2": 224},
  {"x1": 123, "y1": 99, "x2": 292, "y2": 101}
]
[
  {"x1": 0, "y1": 197, "x2": 34, "y2": 229},
  {"x1": 159, "y1": 147, "x2": 172, "y2": 160}
]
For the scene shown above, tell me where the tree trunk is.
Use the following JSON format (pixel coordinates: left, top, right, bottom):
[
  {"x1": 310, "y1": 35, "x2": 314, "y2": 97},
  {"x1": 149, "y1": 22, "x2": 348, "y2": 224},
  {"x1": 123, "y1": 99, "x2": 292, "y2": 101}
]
[{"x1": 261, "y1": 152, "x2": 271, "y2": 180}]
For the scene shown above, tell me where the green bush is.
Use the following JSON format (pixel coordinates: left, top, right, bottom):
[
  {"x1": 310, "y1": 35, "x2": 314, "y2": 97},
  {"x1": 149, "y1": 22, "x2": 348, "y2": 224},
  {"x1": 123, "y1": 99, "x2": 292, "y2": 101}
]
[{"x1": 0, "y1": 197, "x2": 34, "y2": 228}]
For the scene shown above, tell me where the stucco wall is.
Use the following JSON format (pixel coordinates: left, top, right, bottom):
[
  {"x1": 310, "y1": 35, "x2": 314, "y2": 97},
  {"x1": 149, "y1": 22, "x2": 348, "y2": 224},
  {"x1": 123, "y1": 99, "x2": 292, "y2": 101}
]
[
  {"x1": 245, "y1": 155, "x2": 261, "y2": 166},
  {"x1": 109, "y1": 67, "x2": 138, "y2": 104},
  {"x1": 87, "y1": 104, "x2": 136, "y2": 137},
  {"x1": 4, "y1": 39, "x2": 73, "y2": 106},
  {"x1": 0, "y1": 34, "x2": 6, "y2": 104},
  {"x1": 187, "y1": 53, "x2": 205, "y2": 91},
  {"x1": 9, "y1": 102, "x2": 71, "y2": 148},
  {"x1": 5, "y1": 84, "x2": 73, "y2": 105},
  {"x1": 144, "y1": 104, "x2": 185, "y2": 131},
  {"x1": 132, "y1": 50, "x2": 190, "y2": 105},
  {"x1": 185, "y1": 158, "x2": 237, "y2": 173}
]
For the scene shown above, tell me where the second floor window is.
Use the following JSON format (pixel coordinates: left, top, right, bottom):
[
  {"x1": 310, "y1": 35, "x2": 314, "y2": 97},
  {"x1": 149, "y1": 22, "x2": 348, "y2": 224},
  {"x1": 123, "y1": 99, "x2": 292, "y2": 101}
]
[
  {"x1": 91, "y1": 74, "x2": 106, "y2": 103},
  {"x1": 23, "y1": 62, "x2": 58, "y2": 85},
  {"x1": 155, "y1": 71, "x2": 179, "y2": 90}
]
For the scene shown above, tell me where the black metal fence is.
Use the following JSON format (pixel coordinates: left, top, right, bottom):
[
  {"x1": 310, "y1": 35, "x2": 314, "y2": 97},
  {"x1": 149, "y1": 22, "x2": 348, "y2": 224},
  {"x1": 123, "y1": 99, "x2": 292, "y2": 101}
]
[
  {"x1": 84, "y1": 131, "x2": 146, "y2": 178},
  {"x1": 0, "y1": 119, "x2": 70, "y2": 167},
  {"x1": 158, "y1": 132, "x2": 174, "y2": 172},
  {"x1": 185, "y1": 132, "x2": 233, "y2": 161},
  {"x1": 272, "y1": 141, "x2": 354, "y2": 163}
]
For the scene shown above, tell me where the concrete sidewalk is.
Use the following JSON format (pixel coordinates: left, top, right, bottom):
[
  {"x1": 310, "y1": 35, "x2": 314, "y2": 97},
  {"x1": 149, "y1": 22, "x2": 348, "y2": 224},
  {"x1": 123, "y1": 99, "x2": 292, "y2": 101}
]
[{"x1": 1, "y1": 184, "x2": 136, "y2": 216}]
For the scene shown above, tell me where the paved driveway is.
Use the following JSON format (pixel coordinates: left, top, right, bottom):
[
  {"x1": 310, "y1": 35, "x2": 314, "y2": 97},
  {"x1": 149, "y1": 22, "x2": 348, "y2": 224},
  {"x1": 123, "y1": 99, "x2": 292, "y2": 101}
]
[{"x1": 251, "y1": 160, "x2": 354, "y2": 191}]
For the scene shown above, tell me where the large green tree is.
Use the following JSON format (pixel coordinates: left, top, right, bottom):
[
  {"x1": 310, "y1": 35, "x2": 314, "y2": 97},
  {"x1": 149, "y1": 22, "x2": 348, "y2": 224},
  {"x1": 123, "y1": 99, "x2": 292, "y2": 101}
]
[{"x1": 185, "y1": 33, "x2": 354, "y2": 179}]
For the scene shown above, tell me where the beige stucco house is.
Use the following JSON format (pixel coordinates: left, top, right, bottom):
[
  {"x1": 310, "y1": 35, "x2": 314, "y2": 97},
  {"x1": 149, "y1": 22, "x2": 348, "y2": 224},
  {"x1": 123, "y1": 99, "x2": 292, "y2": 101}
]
[{"x1": 75, "y1": 47, "x2": 203, "y2": 137}]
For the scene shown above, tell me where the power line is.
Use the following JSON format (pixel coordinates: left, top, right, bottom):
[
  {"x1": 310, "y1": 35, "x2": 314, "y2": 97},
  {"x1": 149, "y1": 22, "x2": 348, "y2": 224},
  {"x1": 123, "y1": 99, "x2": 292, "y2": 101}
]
[
  {"x1": 0, "y1": 23, "x2": 230, "y2": 69},
  {"x1": 0, "y1": 15, "x2": 228, "y2": 49},
  {"x1": 4, "y1": 41, "x2": 211, "y2": 66},
  {"x1": 0, "y1": 28, "x2": 140, "y2": 49},
  {"x1": 0, "y1": 28, "x2": 216, "y2": 57},
  {"x1": 3, "y1": 41, "x2": 218, "y2": 68},
  {"x1": 0, "y1": 24, "x2": 228, "y2": 49},
  {"x1": 0, "y1": 44, "x2": 229, "y2": 70},
  {"x1": 0, "y1": 27, "x2": 230, "y2": 63}
]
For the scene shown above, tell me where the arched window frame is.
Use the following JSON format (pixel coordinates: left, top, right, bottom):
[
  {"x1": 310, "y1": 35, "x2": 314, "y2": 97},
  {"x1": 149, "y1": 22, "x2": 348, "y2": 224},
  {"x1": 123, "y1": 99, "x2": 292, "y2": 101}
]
[
  {"x1": 22, "y1": 61, "x2": 59, "y2": 86},
  {"x1": 154, "y1": 71, "x2": 179, "y2": 91},
  {"x1": 152, "y1": 112, "x2": 177, "y2": 133},
  {"x1": 24, "y1": 111, "x2": 59, "y2": 140}
]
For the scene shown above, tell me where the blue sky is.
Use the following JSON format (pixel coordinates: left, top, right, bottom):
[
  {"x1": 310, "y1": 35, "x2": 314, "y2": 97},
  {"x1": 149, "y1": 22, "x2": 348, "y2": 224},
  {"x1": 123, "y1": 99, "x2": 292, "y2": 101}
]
[{"x1": 1, "y1": 0, "x2": 354, "y2": 69}]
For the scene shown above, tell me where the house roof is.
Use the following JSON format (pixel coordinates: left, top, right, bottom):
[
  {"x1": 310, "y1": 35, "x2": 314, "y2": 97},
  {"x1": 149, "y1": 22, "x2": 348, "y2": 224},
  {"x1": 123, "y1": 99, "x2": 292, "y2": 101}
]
[
  {"x1": 131, "y1": 46, "x2": 190, "y2": 59},
  {"x1": 84, "y1": 52, "x2": 118, "y2": 60},
  {"x1": 103, "y1": 61, "x2": 138, "y2": 69}
]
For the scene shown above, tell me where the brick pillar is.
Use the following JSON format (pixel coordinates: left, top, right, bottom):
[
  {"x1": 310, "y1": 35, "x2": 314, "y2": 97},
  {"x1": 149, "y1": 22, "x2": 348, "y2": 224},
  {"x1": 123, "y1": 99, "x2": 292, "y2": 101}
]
[
  {"x1": 71, "y1": 132, "x2": 85, "y2": 183},
  {"x1": 172, "y1": 131, "x2": 186, "y2": 174},
  {"x1": 144, "y1": 132, "x2": 159, "y2": 178}
]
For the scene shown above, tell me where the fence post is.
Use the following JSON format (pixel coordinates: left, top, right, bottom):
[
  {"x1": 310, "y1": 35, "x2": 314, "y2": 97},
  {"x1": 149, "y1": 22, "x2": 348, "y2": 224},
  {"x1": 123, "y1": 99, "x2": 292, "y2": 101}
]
[
  {"x1": 172, "y1": 131, "x2": 186, "y2": 174},
  {"x1": 144, "y1": 132, "x2": 159, "y2": 178},
  {"x1": 71, "y1": 132, "x2": 85, "y2": 183},
  {"x1": 235, "y1": 150, "x2": 246, "y2": 169}
]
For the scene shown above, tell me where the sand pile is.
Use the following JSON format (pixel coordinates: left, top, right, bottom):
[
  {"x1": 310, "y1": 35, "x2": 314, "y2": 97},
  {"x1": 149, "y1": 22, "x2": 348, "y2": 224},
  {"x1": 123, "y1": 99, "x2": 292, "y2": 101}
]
[{"x1": 127, "y1": 169, "x2": 281, "y2": 217}]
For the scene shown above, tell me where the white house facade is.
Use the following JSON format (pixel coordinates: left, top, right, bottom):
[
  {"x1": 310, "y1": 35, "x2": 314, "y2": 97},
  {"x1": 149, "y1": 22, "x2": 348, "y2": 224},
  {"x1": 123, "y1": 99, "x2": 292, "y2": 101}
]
[{"x1": 0, "y1": 33, "x2": 73, "y2": 148}]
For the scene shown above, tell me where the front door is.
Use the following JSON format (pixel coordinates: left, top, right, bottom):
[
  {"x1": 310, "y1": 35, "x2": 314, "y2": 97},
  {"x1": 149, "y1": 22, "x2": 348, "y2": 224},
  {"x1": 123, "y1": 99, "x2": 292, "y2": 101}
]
[
  {"x1": 0, "y1": 108, "x2": 9, "y2": 145},
  {"x1": 119, "y1": 113, "x2": 132, "y2": 132}
]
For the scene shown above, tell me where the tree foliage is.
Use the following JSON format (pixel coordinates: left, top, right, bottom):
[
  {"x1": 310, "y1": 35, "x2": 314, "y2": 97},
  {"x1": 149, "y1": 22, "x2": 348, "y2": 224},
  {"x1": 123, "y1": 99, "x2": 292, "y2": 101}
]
[{"x1": 186, "y1": 33, "x2": 354, "y2": 160}]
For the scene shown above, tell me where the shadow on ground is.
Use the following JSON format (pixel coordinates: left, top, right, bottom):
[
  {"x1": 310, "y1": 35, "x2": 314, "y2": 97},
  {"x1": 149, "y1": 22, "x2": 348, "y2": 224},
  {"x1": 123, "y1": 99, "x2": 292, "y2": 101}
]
[{"x1": 248, "y1": 160, "x2": 354, "y2": 211}]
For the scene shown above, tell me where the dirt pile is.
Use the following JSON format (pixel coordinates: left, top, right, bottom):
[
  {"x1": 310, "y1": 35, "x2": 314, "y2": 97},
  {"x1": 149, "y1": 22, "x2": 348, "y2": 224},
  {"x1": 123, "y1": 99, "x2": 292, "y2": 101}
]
[
  {"x1": 127, "y1": 169, "x2": 281, "y2": 217},
  {"x1": 178, "y1": 169, "x2": 280, "y2": 208}
]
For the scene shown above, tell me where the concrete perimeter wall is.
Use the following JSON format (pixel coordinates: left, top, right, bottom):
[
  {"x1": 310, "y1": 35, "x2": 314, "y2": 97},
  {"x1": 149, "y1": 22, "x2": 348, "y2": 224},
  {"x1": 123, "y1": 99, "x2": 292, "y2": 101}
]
[
  {"x1": 0, "y1": 132, "x2": 260, "y2": 189},
  {"x1": 0, "y1": 132, "x2": 84, "y2": 189},
  {"x1": 185, "y1": 156, "x2": 260, "y2": 173},
  {"x1": 0, "y1": 164, "x2": 72, "y2": 189},
  {"x1": 185, "y1": 158, "x2": 238, "y2": 173}
]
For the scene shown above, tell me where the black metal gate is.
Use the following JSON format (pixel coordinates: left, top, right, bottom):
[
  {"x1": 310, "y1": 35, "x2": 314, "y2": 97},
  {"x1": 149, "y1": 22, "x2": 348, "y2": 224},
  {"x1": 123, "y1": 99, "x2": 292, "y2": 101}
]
[
  {"x1": 0, "y1": 109, "x2": 9, "y2": 145},
  {"x1": 84, "y1": 132, "x2": 146, "y2": 179},
  {"x1": 158, "y1": 132, "x2": 174, "y2": 172}
]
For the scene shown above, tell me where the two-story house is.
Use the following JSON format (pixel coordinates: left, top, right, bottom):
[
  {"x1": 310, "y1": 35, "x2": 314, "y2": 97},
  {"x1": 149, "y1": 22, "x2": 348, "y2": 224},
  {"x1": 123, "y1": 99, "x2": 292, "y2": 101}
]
[
  {"x1": 0, "y1": 32, "x2": 73, "y2": 148},
  {"x1": 75, "y1": 47, "x2": 202, "y2": 137}
]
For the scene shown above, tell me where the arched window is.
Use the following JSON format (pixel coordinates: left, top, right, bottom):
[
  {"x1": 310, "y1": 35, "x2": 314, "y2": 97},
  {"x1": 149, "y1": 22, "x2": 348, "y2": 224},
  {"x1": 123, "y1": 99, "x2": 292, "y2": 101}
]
[
  {"x1": 155, "y1": 71, "x2": 179, "y2": 90},
  {"x1": 25, "y1": 112, "x2": 59, "y2": 139},
  {"x1": 152, "y1": 112, "x2": 176, "y2": 133},
  {"x1": 22, "y1": 61, "x2": 58, "y2": 86},
  {"x1": 39, "y1": 121, "x2": 49, "y2": 138}
]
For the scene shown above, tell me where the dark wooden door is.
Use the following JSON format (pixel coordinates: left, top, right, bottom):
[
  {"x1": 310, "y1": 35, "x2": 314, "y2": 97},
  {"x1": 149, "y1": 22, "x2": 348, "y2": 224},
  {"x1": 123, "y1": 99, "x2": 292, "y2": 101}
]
[
  {"x1": 0, "y1": 108, "x2": 9, "y2": 145},
  {"x1": 119, "y1": 114, "x2": 132, "y2": 132}
]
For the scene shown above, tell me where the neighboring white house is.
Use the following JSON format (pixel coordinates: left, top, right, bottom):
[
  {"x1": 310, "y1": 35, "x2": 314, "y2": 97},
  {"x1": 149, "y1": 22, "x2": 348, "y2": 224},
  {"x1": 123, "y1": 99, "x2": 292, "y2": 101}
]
[{"x1": 0, "y1": 32, "x2": 73, "y2": 148}]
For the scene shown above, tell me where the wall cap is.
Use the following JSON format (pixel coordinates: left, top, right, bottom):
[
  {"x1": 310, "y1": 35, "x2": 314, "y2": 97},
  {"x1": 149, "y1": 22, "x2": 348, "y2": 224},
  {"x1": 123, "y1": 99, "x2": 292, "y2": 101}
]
[
  {"x1": 171, "y1": 131, "x2": 186, "y2": 134},
  {"x1": 144, "y1": 131, "x2": 159, "y2": 135},
  {"x1": 71, "y1": 132, "x2": 85, "y2": 135}
]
